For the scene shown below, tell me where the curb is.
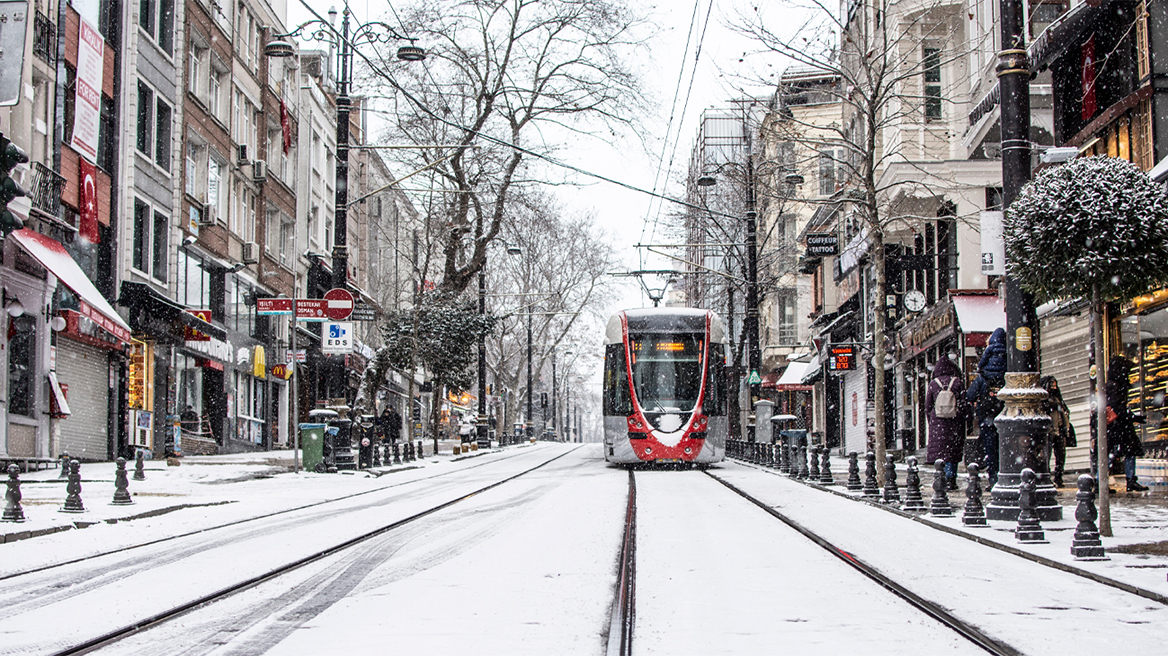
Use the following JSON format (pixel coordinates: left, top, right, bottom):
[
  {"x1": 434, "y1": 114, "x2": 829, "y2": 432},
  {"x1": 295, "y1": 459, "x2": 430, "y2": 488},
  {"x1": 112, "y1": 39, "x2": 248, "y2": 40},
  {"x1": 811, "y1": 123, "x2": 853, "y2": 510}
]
[
  {"x1": 1, "y1": 500, "x2": 236, "y2": 545},
  {"x1": 729, "y1": 457, "x2": 1168, "y2": 606}
]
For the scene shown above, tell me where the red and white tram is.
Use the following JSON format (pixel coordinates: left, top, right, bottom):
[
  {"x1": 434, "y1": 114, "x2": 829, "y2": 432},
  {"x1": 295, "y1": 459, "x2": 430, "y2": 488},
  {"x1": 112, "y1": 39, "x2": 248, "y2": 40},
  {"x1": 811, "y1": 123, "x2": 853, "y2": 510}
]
[{"x1": 602, "y1": 308, "x2": 728, "y2": 465}]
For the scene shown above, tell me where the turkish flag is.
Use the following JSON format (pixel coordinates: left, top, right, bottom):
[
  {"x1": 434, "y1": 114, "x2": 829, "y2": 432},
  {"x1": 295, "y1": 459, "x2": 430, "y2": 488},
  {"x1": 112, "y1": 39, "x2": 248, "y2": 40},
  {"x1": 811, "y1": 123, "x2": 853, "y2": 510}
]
[
  {"x1": 1082, "y1": 35, "x2": 1098, "y2": 122},
  {"x1": 280, "y1": 99, "x2": 292, "y2": 155},
  {"x1": 79, "y1": 158, "x2": 100, "y2": 243}
]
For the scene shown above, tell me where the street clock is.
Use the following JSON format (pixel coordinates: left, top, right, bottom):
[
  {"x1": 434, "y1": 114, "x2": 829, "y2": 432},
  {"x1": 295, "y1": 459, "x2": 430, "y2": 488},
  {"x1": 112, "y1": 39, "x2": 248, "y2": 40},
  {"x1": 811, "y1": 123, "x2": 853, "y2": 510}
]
[{"x1": 904, "y1": 290, "x2": 927, "y2": 313}]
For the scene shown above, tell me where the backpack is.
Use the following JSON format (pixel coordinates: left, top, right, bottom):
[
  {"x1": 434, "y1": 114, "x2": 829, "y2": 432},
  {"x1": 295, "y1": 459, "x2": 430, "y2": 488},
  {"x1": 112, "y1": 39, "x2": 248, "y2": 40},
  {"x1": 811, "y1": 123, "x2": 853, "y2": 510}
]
[{"x1": 935, "y1": 378, "x2": 959, "y2": 419}]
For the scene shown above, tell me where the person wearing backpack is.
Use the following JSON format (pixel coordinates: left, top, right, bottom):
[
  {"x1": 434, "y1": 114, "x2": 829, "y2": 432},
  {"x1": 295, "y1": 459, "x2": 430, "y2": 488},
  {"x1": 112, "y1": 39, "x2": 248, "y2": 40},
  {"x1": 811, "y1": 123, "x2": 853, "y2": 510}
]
[
  {"x1": 926, "y1": 356, "x2": 967, "y2": 490},
  {"x1": 966, "y1": 328, "x2": 1007, "y2": 489}
]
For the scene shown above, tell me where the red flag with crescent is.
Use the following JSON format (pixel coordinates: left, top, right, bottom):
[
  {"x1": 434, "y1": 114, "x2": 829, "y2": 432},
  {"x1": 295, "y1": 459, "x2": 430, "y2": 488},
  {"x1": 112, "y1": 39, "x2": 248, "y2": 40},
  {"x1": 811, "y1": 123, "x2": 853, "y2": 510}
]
[
  {"x1": 1082, "y1": 35, "x2": 1098, "y2": 121},
  {"x1": 280, "y1": 99, "x2": 292, "y2": 155},
  {"x1": 79, "y1": 158, "x2": 100, "y2": 243}
]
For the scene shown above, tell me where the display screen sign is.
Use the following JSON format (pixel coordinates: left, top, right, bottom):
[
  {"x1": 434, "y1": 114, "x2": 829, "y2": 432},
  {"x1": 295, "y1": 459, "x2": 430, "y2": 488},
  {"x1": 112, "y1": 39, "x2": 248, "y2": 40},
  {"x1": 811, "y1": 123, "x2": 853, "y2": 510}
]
[{"x1": 829, "y1": 345, "x2": 855, "y2": 371}]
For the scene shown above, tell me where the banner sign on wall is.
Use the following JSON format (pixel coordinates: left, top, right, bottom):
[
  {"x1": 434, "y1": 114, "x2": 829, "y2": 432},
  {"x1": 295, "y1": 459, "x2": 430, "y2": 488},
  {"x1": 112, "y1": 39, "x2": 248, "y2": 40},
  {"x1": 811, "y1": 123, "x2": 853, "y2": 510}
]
[{"x1": 71, "y1": 18, "x2": 104, "y2": 163}]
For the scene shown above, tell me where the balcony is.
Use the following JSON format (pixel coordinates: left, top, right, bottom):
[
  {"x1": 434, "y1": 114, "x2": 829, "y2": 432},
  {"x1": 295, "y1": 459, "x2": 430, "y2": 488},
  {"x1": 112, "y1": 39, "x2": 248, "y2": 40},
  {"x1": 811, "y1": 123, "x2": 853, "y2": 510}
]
[
  {"x1": 34, "y1": 12, "x2": 55, "y2": 65},
  {"x1": 28, "y1": 161, "x2": 65, "y2": 219}
]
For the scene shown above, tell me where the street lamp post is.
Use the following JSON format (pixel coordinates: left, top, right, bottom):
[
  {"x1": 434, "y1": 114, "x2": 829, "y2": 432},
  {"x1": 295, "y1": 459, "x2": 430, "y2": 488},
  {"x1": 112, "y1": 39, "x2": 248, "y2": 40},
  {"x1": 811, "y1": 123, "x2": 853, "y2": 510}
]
[
  {"x1": 265, "y1": 3, "x2": 424, "y2": 403},
  {"x1": 987, "y1": 0, "x2": 1061, "y2": 521}
]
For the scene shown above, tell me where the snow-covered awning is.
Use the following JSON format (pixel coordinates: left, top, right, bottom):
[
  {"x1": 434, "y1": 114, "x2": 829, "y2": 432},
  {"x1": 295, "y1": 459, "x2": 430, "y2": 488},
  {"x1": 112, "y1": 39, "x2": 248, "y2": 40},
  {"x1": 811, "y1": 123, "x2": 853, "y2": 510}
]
[
  {"x1": 767, "y1": 361, "x2": 813, "y2": 391},
  {"x1": 801, "y1": 353, "x2": 822, "y2": 385},
  {"x1": 952, "y1": 294, "x2": 1005, "y2": 336},
  {"x1": 1149, "y1": 154, "x2": 1168, "y2": 184},
  {"x1": 9, "y1": 228, "x2": 131, "y2": 343}
]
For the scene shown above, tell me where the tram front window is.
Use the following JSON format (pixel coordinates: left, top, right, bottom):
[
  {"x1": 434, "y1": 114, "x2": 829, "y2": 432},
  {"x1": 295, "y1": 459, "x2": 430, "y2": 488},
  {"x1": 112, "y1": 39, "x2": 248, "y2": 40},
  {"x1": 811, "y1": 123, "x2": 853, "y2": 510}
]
[{"x1": 630, "y1": 334, "x2": 704, "y2": 413}]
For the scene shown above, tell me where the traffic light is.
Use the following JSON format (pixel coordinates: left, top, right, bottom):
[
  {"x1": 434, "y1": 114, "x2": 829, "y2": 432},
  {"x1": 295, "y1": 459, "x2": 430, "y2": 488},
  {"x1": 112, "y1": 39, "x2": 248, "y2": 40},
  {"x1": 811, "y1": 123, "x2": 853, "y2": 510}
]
[
  {"x1": 540, "y1": 392, "x2": 548, "y2": 408},
  {"x1": 0, "y1": 132, "x2": 28, "y2": 238}
]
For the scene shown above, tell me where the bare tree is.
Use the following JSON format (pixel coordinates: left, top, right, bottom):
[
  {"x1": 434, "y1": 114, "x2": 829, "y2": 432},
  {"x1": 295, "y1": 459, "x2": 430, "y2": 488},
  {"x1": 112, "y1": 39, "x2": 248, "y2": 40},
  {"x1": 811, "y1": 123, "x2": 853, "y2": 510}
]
[
  {"x1": 734, "y1": 0, "x2": 974, "y2": 480},
  {"x1": 362, "y1": 0, "x2": 649, "y2": 298}
]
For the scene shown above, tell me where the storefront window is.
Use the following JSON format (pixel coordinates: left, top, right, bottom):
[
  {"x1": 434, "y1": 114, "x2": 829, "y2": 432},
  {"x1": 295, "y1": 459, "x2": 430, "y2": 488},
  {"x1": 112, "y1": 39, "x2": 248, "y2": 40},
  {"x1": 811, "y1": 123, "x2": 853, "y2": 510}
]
[
  {"x1": 234, "y1": 370, "x2": 265, "y2": 443},
  {"x1": 7, "y1": 316, "x2": 36, "y2": 416},
  {"x1": 176, "y1": 353, "x2": 204, "y2": 435},
  {"x1": 1120, "y1": 310, "x2": 1168, "y2": 456}
]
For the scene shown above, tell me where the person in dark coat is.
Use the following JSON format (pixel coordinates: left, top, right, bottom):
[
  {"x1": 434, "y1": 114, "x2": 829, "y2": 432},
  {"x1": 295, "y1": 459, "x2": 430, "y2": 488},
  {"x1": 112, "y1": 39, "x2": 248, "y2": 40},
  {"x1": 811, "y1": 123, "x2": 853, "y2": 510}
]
[
  {"x1": 379, "y1": 405, "x2": 403, "y2": 446},
  {"x1": 926, "y1": 356, "x2": 967, "y2": 489},
  {"x1": 1105, "y1": 356, "x2": 1148, "y2": 492},
  {"x1": 978, "y1": 327, "x2": 1007, "y2": 385},
  {"x1": 1040, "y1": 376, "x2": 1075, "y2": 488},
  {"x1": 966, "y1": 330, "x2": 1007, "y2": 489}
]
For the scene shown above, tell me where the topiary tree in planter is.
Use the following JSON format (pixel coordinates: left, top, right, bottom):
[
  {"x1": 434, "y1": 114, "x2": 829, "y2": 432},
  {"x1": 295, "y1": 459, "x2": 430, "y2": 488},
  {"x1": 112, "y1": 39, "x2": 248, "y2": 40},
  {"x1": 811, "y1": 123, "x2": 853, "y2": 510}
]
[{"x1": 1004, "y1": 155, "x2": 1168, "y2": 534}]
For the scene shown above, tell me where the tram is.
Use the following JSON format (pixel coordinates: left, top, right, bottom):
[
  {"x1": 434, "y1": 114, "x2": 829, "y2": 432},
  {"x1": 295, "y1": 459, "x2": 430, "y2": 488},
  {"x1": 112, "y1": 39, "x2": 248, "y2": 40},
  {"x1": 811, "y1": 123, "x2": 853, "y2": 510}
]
[{"x1": 602, "y1": 308, "x2": 728, "y2": 465}]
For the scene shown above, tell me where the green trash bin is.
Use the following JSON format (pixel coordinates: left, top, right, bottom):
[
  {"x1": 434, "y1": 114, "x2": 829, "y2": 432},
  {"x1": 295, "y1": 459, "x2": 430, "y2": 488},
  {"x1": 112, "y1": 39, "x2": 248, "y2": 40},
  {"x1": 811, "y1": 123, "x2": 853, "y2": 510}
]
[{"x1": 299, "y1": 423, "x2": 327, "y2": 473}]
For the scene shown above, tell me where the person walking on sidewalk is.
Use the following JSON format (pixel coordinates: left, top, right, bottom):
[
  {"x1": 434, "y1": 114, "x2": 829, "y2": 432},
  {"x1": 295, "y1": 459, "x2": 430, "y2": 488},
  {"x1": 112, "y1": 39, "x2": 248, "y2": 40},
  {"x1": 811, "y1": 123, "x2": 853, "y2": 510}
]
[
  {"x1": 967, "y1": 327, "x2": 1007, "y2": 488},
  {"x1": 1105, "y1": 356, "x2": 1149, "y2": 492},
  {"x1": 926, "y1": 356, "x2": 968, "y2": 490},
  {"x1": 1040, "y1": 375, "x2": 1075, "y2": 488}
]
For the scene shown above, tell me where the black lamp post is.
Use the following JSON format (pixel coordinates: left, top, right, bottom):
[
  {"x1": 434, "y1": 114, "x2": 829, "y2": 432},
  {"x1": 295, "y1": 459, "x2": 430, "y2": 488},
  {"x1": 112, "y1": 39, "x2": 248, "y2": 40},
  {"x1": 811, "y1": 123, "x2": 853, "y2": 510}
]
[{"x1": 987, "y1": 0, "x2": 1061, "y2": 521}]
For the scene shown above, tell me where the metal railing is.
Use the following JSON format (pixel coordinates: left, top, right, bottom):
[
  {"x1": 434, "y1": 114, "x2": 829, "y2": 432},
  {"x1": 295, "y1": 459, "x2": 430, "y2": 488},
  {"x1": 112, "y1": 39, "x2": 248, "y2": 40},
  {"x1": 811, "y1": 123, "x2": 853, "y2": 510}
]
[
  {"x1": 34, "y1": 12, "x2": 55, "y2": 65},
  {"x1": 28, "y1": 161, "x2": 66, "y2": 218}
]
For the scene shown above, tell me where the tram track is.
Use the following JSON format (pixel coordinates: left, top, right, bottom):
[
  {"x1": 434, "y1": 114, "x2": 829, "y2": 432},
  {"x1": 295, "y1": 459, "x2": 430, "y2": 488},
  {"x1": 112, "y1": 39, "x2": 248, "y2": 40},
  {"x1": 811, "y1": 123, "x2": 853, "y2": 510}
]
[
  {"x1": 0, "y1": 446, "x2": 535, "y2": 584},
  {"x1": 43, "y1": 445, "x2": 581, "y2": 656},
  {"x1": 704, "y1": 470, "x2": 1022, "y2": 656},
  {"x1": 605, "y1": 469, "x2": 636, "y2": 656}
]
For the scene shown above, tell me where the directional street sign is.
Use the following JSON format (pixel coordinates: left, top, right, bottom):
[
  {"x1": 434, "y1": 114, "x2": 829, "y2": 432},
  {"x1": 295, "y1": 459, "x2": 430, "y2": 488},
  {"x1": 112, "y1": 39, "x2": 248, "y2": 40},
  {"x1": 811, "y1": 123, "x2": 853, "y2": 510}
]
[
  {"x1": 350, "y1": 303, "x2": 377, "y2": 321},
  {"x1": 295, "y1": 299, "x2": 328, "y2": 321},
  {"x1": 323, "y1": 288, "x2": 354, "y2": 321},
  {"x1": 256, "y1": 298, "x2": 293, "y2": 315}
]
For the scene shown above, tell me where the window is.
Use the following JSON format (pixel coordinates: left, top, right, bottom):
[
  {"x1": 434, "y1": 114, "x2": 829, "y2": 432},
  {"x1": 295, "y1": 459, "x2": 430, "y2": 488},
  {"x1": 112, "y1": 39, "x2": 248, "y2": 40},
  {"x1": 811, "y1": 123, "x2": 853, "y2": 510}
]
[
  {"x1": 774, "y1": 290, "x2": 797, "y2": 345},
  {"x1": 188, "y1": 43, "x2": 203, "y2": 96},
  {"x1": 818, "y1": 150, "x2": 836, "y2": 196},
  {"x1": 186, "y1": 141, "x2": 199, "y2": 196},
  {"x1": 923, "y1": 47, "x2": 942, "y2": 122},
  {"x1": 232, "y1": 181, "x2": 255, "y2": 240},
  {"x1": 137, "y1": 80, "x2": 172, "y2": 170},
  {"x1": 176, "y1": 249, "x2": 211, "y2": 308},
  {"x1": 133, "y1": 197, "x2": 169, "y2": 282},
  {"x1": 139, "y1": 0, "x2": 174, "y2": 56},
  {"x1": 176, "y1": 354, "x2": 204, "y2": 432},
  {"x1": 209, "y1": 63, "x2": 225, "y2": 119},
  {"x1": 279, "y1": 215, "x2": 295, "y2": 266},
  {"x1": 265, "y1": 205, "x2": 277, "y2": 253},
  {"x1": 702, "y1": 343, "x2": 725, "y2": 417},
  {"x1": 603, "y1": 343, "x2": 631, "y2": 416},
  {"x1": 7, "y1": 315, "x2": 36, "y2": 417}
]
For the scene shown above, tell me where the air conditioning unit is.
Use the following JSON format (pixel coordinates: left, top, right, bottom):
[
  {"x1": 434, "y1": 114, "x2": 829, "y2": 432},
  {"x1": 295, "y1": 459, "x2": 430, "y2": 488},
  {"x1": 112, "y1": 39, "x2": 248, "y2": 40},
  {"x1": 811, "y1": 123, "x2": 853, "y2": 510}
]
[
  {"x1": 237, "y1": 144, "x2": 249, "y2": 165},
  {"x1": 252, "y1": 160, "x2": 268, "y2": 182},
  {"x1": 241, "y1": 241, "x2": 259, "y2": 264}
]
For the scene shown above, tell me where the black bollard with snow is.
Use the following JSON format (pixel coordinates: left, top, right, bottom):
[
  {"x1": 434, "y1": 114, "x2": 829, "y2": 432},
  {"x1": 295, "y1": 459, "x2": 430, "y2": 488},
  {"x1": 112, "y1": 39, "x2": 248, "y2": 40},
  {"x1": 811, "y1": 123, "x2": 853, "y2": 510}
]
[
  {"x1": 1071, "y1": 474, "x2": 1108, "y2": 560},
  {"x1": 901, "y1": 456, "x2": 927, "y2": 513},
  {"x1": 882, "y1": 454, "x2": 900, "y2": 504},
  {"x1": 3, "y1": 464, "x2": 25, "y2": 522},
  {"x1": 112, "y1": 457, "x2": 133, "y2": 506},
  {"x1": 929, "y1": 459, "x2": 954, "y2": 517},
  {"x1": 61, "y1": 460, "x2": 85, "y2": 513},
  {"x1": 779, "y1": 434, "x2": 792, "y2": 474},
  {"x1": 809, "y1": 445, "x2": 821, "y2": 480},
  {"x1": 862, "y1": 451, "x2": 880, "y2": 498},
  {"x1": 962, "y1": 463, "x2": 988, "y2": 527},
  {"x1": 1015, "y1": 468, "x2": 1048, "y2": 543},
  {"x1": 393, "y1": 442, "x2": 402, "y2": 464},
  {"x1": 58, "y1": 452, "x2": 70, "y2": 479},
  {"x1": 847, "y1": 452, "x2": 862, "y2": 491},
  {"x1": 418, "y1": 441, "x2": 424, "y2": 459},
  {"x1": 133, "y1": 449, "x2": 146, "y2": 481},
  {"x1": 819, "y1": 448, "x2": 833, "y2": 485},
  {"x1": 797, "y1": 445, "x2": 809, "y2": 479}
]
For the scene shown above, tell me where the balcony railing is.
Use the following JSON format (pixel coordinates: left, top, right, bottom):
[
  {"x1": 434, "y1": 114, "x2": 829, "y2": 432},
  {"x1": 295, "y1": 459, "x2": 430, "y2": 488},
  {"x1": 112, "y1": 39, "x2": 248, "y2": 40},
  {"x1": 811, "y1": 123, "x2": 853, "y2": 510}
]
[
  {"x1": 28, "y1": 161, "x2": 65, "y2": 218},
  {"x1": 34, "y1": 12, "x2": 55, "y2": 65}
]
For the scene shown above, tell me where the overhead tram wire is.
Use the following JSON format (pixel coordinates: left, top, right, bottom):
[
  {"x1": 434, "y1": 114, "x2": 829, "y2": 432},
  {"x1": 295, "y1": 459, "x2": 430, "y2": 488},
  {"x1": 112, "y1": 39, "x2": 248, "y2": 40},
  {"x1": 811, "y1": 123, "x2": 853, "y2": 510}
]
[
  {"x1": 292, "y1": 0, "x2": 741, "y2": 229},
  {"x1": 639, "y1": 0, "x2": 702, "y2": 248}
]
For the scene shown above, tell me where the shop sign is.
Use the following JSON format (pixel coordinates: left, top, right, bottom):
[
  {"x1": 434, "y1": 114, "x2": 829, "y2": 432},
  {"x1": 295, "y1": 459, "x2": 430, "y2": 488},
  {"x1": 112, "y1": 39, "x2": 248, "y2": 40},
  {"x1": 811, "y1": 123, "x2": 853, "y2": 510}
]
[
  {"x1": 806, "y1": 233, "x2": 839, "y2": 256},
  {"x1": 829, "y1": 345, "x2": 856, "y2": 371},
  {"x1": 285, "y1": 349, "x2": 306, "y2": 363},
  {"x1": 351, "y1": 303, "x2": 377, "y2": 321},
  {"x1": 184, "y1": 309, "x2": 213, "y2": 342},
  {"x1": 77, "y1": 301, "x2": 131, "y2": 343},
  {"x1": 271, "y1": 363, "x2": 291, "y2": 379},
  {"x1": 186, "y1": 335, "x2": 232, "y2": 363},
  {"x1": 907, "y1": 303, "x2": 953, "y2": 350},
  {"x1": 61, "y1": 309, "x2": 123, "y2": 350}
]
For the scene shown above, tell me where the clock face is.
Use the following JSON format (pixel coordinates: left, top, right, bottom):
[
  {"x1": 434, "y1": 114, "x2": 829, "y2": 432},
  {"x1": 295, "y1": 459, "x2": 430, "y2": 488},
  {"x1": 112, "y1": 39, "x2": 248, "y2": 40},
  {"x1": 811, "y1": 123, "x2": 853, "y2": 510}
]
[{"x1": 904, "y1": 290, "x2": 926, "y2": 312}]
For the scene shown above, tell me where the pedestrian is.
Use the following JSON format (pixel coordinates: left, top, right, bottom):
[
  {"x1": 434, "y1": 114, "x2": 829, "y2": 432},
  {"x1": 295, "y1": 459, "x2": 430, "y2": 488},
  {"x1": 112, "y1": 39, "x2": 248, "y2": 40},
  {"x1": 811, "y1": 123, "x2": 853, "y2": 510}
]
[
  {"x1": 925, "y1": 355, "x2": 967, "y2": 490},
  {"x1": 966, "y1": 327, "x2": 1007, "y2": 488},
  {"x1": 1104, "y1": 356, "x2": 1149, "y2": 492},
  {"x1": 1040, "y1": 375, "x2": 1075, "y2": 488},
  {"x1": 379, "y1": 405, "x2": 402, "y2": 446}
]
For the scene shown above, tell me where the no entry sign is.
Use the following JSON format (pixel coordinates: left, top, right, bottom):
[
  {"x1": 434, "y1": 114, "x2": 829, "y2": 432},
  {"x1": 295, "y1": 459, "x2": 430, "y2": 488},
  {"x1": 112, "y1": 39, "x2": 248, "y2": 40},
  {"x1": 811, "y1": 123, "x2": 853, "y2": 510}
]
[{"x1": 323, "y1": 288, "x2": 354, "y2": 321}]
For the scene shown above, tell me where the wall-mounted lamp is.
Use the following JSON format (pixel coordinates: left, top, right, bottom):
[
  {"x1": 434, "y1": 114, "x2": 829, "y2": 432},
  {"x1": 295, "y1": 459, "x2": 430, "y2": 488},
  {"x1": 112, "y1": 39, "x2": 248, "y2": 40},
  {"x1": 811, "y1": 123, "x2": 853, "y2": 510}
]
[
  {"x1": 3, "y1": 289, "x2": 24, "y2": 318},
  {"x1": 50, "y1": 315, "x2": 67, "y2": 331}
]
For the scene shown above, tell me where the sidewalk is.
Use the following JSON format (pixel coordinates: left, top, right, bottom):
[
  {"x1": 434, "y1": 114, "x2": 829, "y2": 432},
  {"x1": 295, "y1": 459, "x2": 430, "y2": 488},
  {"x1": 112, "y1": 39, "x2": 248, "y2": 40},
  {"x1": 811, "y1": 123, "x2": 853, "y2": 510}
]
[{"x1": 0, "y1": 446, "x2": 500, "y2": 547}]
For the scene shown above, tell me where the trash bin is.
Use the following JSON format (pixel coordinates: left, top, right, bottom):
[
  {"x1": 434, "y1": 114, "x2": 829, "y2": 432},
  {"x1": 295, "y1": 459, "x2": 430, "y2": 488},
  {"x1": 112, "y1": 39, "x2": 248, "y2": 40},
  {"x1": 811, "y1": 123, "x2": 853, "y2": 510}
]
[
  {"x1": 779, "y1": 429, "x2": 808, "y2": 448},
  {"x1": 299, "y1": 423, "x2": 327, "y2": 473}
]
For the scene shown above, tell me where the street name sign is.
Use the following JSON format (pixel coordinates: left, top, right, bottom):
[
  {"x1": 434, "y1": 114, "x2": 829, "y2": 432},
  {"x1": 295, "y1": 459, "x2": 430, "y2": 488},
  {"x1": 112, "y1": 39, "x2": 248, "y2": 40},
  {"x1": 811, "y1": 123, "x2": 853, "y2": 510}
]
[{"x1": 256, "y1": 298, "x2": 293, "y2": 315}]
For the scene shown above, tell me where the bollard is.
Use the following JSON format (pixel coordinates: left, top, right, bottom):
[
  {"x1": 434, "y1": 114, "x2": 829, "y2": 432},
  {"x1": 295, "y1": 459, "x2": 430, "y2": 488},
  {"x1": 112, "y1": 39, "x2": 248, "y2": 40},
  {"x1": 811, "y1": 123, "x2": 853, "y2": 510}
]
[
  {"x1": 846, "y1": 452, "x2": 862, "y2": 491},
  {"x1": 133, "y1": 450, "x2": 146, "y2": 481},
  {"x1": 373, "y1": 443, "x2": 383, "y2": 468},
  {"x1": 819, "y1": 448, "x2": 834, "y2": 485},
  {"x1": 929, "y1": 459, "x2": 954, "y2": 517},
  {"x1": 111, "y1": 457, "x2": 133, "y2": 506},
  {"x1": 809, "y1": 445, "x2": 821, "y2": 480},
  {"x1": 1015, "y1": 468, "x2": 1048, "y2": 543},
  {"x1": 780, "y1": 436, "x2": 792, "y2": 474},
  {"x1": 882, "y1": 454, "x2": 900, "y2": 503},
  {"x1": 418, "y1": 441, "x2": 424, "y2": 459},
  {"x1": 862, "y1": 451, "x2": 880, "y2": 498},
  {"x1": 1071, "y1": 474, "x2": 1108, "y2": 560},
  {"x1": 3, "y1": 464, "x2": 25, "y2": 522},
  {"x1": 393, "y1": 442, "x2": 402, "y2": 464},
  {"x1": 406, "y1": 441, "x2": 414, "y2": 461},
  {"x1": 962, "y1": 463, "x2": 988, "y2": 527},
  {"x1": 61, "y1": 460, "x2": 85, "y2": 513},
  {"x1": 901, "y1": 457, "x2": 927, "y2": 513},
  {"x1": 797, "y1": 445, "x2": 810, "y2": 479},
  {"x1": 59, "y1": 452, "x2": 70, "y2": 479}
]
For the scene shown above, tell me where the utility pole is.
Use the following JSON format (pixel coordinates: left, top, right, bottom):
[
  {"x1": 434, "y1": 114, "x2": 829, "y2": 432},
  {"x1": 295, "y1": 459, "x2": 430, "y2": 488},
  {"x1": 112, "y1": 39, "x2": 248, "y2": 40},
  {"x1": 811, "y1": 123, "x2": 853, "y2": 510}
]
[{"x1": 986, "y1": 0, "x2": 1060, "y2": 521}]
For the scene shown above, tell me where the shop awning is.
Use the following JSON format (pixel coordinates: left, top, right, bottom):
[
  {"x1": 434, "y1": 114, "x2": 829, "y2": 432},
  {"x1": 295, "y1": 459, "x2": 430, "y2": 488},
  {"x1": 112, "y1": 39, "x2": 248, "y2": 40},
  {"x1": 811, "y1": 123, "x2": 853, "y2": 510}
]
[
  {"x1": 761, "y1": 371, "x2": 782, "y2": 387},
  {"x1": 801, "y1": 353, "x2": 823, "y2": 384},
  {"x1": 119, "y1": 281, "x2": 228, "y2": 341},
  {"x1": 768, "y1": 361, "x2": 814, "y2": 391},
  {"x1": 9, "y1": 229, "x2": 131, "y2": 343},
  {"x1": 952, "y1": 294, "x2": 1005, "y2": 336}
]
